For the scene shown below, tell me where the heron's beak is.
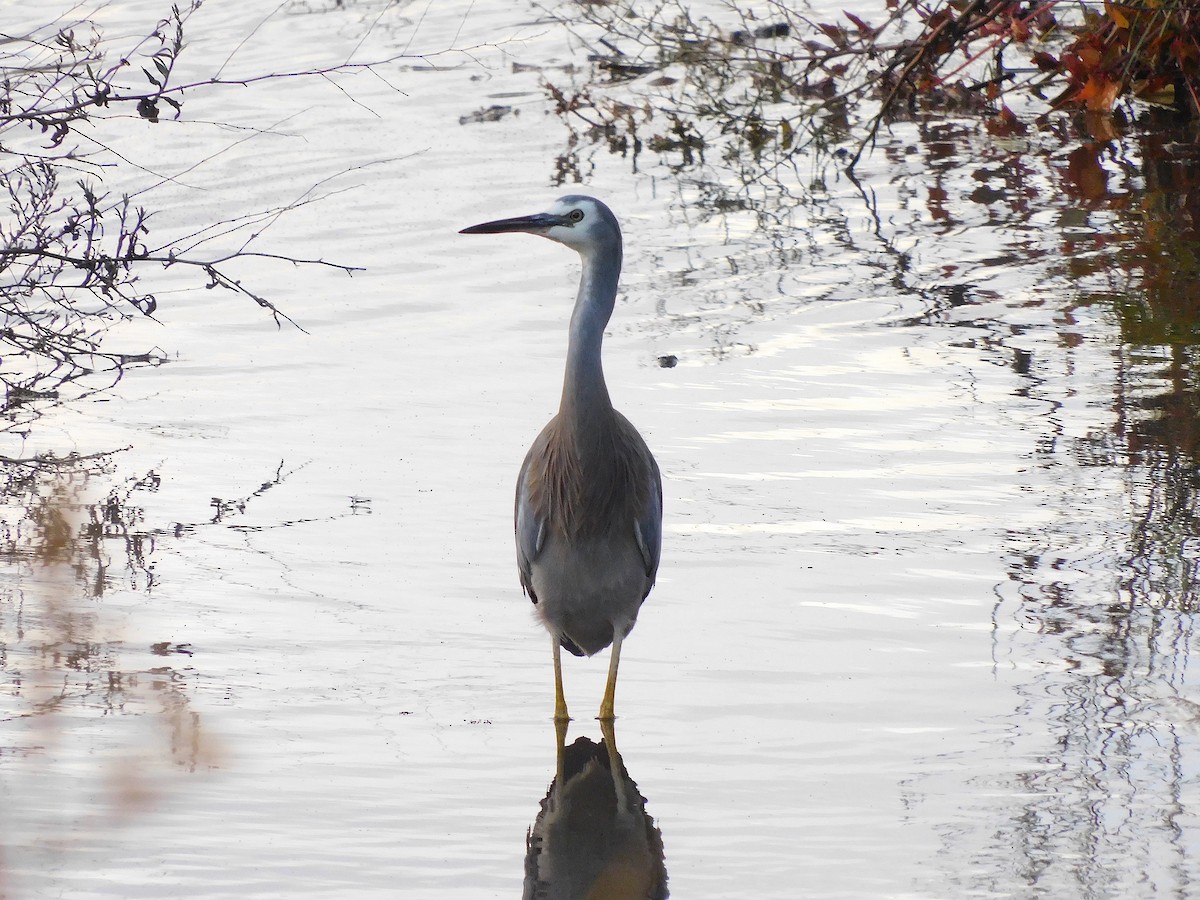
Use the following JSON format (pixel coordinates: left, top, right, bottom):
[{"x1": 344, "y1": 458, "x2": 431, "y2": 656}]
[{"x1": 459, "y1": 212, "x2": 569, "y2": 235}]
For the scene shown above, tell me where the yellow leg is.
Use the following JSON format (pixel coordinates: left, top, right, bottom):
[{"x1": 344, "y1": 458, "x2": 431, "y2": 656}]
[
  {"x1": 598, "y1": 631, "x2": 622, "y2": 720},
  {"x1": 553, "y1": 638, "x2": 570, "y2": 722}
]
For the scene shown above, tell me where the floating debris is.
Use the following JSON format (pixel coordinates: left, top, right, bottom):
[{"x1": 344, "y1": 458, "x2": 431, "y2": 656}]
[{"x1": 458, "y1": 105, "x2": 515, "y2": 125}]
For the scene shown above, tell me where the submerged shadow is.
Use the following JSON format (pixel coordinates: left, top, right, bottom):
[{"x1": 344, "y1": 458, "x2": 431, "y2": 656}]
[{"x1": 523, "y1": 720, "x2": 668, "y2": 899}]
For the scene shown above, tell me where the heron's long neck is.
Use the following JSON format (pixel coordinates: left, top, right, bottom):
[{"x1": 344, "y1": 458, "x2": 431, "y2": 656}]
[{"x1": 560, "y1": 245, "x2": 621, "y2": 442}]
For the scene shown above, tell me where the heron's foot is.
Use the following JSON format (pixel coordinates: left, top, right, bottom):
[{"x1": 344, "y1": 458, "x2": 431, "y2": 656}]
[
  {"x1": 597, "y1": 699, "x2": 616, "y2": 721},
  {"x1": 554, "y1": 696, "x2": 570, "y2": 723}
]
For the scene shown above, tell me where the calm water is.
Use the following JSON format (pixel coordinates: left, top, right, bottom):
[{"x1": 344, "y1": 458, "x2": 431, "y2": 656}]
[{"x1": 5, "y1": 1, "x2": 1200, "y2": 898}]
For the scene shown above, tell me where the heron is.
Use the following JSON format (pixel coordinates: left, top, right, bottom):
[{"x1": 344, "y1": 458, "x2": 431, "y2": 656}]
[{"x1": 460, "y1": 195, "x2": 662, "y2": 722}]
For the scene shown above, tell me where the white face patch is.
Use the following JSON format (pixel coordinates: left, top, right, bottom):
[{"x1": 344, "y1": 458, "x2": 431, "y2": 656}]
[{"x1": 541, "y1": 198, "x2": 607, "y2": 249}]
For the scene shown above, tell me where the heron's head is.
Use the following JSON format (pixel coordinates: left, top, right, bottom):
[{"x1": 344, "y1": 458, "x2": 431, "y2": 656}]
[{"x1": 460, "y1": 195, "x2": 621, "y2": 256}]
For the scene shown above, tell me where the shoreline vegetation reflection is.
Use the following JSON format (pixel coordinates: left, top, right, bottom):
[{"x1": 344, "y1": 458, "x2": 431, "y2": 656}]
[{"x1": 0, "y1": 471, "x2": 218, "y2": 868}]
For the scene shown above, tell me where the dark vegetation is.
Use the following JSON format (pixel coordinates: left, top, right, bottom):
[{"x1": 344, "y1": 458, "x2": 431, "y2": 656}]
[
  {"x1": 0, "y1": 1, "x2": 410, "y2": 432},
  {"x1": 545, "y1": 0, "x2": 1200, "y2": 170}
]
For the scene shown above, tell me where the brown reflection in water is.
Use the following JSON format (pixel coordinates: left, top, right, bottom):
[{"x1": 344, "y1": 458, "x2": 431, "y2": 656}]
[
  {"x1": 880, "y1": 112, "x2": 1200, "y2": 616},
  {"x1": 524, "y1": 720, "x2": 668, "y2": 900},
  {"x1": 983, "y1": 122, "x2": 1200, "y2": 897},
  {"x1": 0, "y1": 464, "x2": 218, "y2": 881},
  {"x1": 1084, "y1": 125, "x2": 1200, "y2": 609}
]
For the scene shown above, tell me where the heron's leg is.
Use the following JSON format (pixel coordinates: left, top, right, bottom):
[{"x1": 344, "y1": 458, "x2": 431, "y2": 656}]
[
  {"x1": 553, "y1": 638, "x2": 570, "y2": 722},
  {"x1": 598, "y1": 631, "x2": 622, "y2": 720}
]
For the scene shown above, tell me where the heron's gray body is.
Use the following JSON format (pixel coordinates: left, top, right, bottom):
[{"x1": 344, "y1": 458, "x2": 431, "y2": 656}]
[
  {"x1": 461, "y1": 194, "x2": 662, "y2": 719},
  {"x1": 517, "y1": 408, "x2": 661, "y2": 657}
]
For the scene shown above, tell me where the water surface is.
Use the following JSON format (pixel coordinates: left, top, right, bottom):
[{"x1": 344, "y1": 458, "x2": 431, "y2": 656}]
[{"x1": 4, "y1": 1, "x2": 1200, "y2": 898}]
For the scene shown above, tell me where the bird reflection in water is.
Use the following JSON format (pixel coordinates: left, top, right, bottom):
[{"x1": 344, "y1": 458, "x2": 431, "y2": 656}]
[{"x1": 523, "y1": 720, "x2": 668, "y2": 899}]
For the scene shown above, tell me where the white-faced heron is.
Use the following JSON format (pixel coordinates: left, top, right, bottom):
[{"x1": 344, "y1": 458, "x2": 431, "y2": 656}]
[{"x1": 460, "y1": 195, "x2": 663, "y2": 721}]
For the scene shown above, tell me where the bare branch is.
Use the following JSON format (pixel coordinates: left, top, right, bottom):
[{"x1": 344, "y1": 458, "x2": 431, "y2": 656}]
[{"x1": 0, "y1": 2, "x2": 423, "y2": 420}]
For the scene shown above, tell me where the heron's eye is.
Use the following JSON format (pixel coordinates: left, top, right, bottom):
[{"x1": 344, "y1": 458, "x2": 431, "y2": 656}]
[{"x1": 568, "y1": 209, "x2": 585, "y2": 223}]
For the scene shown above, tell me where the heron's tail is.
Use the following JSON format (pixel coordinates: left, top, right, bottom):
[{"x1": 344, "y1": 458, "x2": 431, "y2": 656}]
[{"x1": 559, "y1": 635, "x2": 585, "y2": 657}]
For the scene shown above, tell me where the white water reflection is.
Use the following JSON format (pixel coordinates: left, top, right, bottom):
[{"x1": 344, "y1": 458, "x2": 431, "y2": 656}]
[{"x1": 5, "y1": 0, "x2": 1200, "y2": 898}]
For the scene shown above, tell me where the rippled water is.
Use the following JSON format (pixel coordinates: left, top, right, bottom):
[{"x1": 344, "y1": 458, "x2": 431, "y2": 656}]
[{"x1": 6, "y1": 1, "x2": 1200, "y2": 898}]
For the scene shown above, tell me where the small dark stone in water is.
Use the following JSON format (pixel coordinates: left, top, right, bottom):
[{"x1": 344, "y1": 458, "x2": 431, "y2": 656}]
[
  {"x1": 658, "y1": 355, "x2": 678, "y2": 368},
  {"x1": 732, "y1": 22, "x2": 789, "y2": 44},
  {"x1": 458, "y1": 105, "x2": 514, "y2": 125},
  {"x1": 150, "y1": 641, "x2": 194, "y2": 656},
  {"x1": 1013, "y1": 348, "x2": 1033, "y2": 376}
]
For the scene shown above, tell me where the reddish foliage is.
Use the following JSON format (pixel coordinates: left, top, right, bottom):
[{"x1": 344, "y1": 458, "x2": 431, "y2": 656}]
[
  {"x1": 1052, "y1": 3, "x2": 1200, "y2": 114},
  {"x1": 817, "y1": 1, "x2": 1200, "y2": 119}
]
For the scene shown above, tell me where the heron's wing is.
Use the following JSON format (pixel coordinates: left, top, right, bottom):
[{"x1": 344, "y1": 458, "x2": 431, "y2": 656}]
[
  {"x1": 634, "y1": 453, "x2": 663, "y2": 585},
  {"x1": 515, "y1": 434, "x2": 549, "y2": 600}
]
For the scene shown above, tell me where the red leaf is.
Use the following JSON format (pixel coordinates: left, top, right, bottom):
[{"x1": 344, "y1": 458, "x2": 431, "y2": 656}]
[
  {"x1": 844, "y1": 11, "x2": 875, "y2": 37},
  {"x1": 1074, "y1": 74, "x2": 1121, "y2": 111},
  {"x1": 1060, "y1": 51, "x2": 1085, "y2": 78},
  {"x1": 817, "y1": 23, "x2": 848, "y2": 47},
  {"x1": 1032, "y1": 51, "x2": 1059, "y2": 72}
]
